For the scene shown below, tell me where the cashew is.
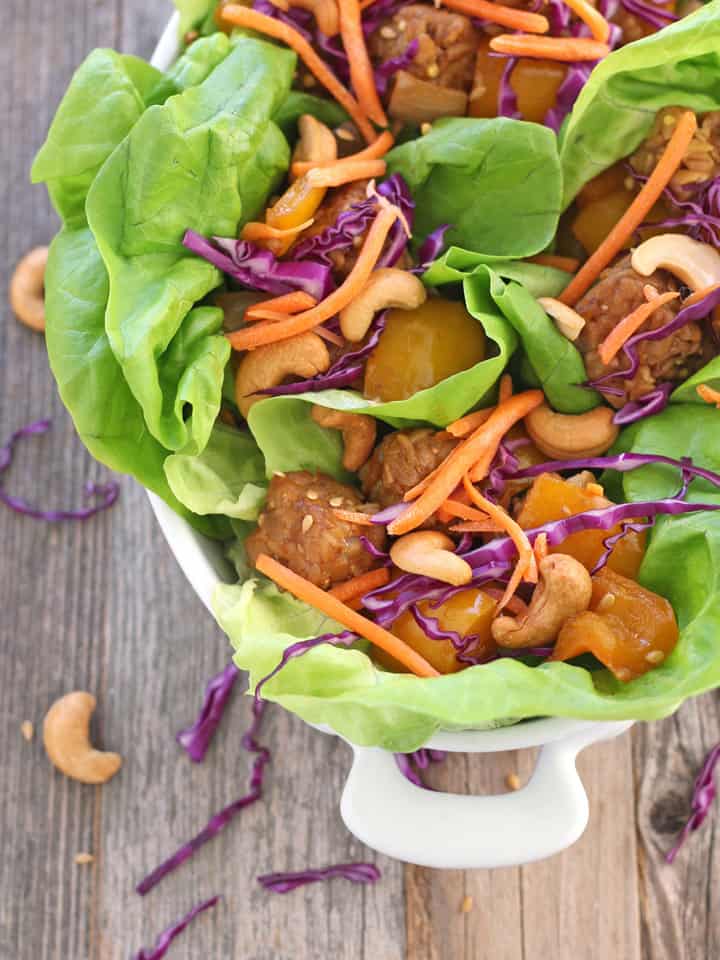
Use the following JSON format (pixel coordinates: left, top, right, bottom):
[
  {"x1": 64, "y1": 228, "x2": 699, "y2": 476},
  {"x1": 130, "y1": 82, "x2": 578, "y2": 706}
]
[
  {"x1": 43, "y1": 692, "x2": 122, "y2": 784},
  {"x1": 292, "y1": 113, "x2": 337, "y2": 172},
  {"x1": 524, "y1": 403, "x2": 619, "y2": 460},
  {"x1": 287, "y1": 0, "x2": 339, "y2": 38},
  {"x1": 492, "y1": 554, "x2": 592, "y2": 648},
  {"x1": 311, "y1": 405, "x2": 377, "y2": 471},
  {"x1": 339, "y1": 268, "x2": 427, "y2": 342},
  {"x1": 390, "y1": 530, "x2": 473, "y2": 586},
  {"x1": 538, "y1": 297, "x2": 586, "y2": 342},
  {"x1": 631, "y1": 234, "x2": 720, "y2": 291},
  {"x1": 10, "y1": 246, "x2": 48, "y2": 333},
  {"x1": 236, "y1": 333, "x2": 330, "y2": 418}
]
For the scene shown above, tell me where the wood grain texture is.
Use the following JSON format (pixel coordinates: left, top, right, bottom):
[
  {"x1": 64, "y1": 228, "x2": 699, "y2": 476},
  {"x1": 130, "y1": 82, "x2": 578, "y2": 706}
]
[{"x1": 1, "y1": 1, "x2": 719, "y2": 958}]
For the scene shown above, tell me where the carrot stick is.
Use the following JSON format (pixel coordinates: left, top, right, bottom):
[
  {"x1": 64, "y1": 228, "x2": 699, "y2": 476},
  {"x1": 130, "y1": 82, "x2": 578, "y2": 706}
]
[
  {"x1": 332, "y1": 508, "x2": 375, "y2": 526},
  {"x1": 255, "y1": 554, "x2": 440, "y2": 677},
  {"x1": 441, "y1": 499, "x2": 500, "y2": 527},
  {"x1": 292, "y1": 130, "x2": 394, "y2": 177},
  {"x1": 388, "y1": 391, "x2": 544, "y2": 535},
  {"x1": 697, "y1": 384, "x2": 720, "y2": 408},
  {"x1": 329, "y1": 566, "x2": 390, "y2": 602},
  {"x1": 306, "y1": 158, "x2": 387, "y2": 188},
  {"x1": 597, "y1": 290, "x2": 679, "y2": 365},
  {"x1": 246, "y1": 292, "x2": 317, "y2": 318},
  {"x1": 489, "y1": 35, "x2": 610, "y2": 62},
  {"x1": 561, "y1": 111, "x2": 698, "y2": 306},
  {"x1": 218, "y1": 5, "x2": 375, "y2": 142},
  {"x1": 450, "y1": 520, "x2": 504, "y2": 534},
  {"x1": 561, "y1": 0, "x2": 610, "y2": 42},
  {"x1": 499, "y1": 373, "x2": 513, "y2": 404},
  {"x1": 338, "y1": 0, "x2": 388, "y2": 128},
  {"x1": 683, "y1": 282, "x2": 720, "y2": 307},
  {"x1": 226, "y1": 205, "x2": 399, "y2": 351},
  {"x1": 533, "y1": 531, "x2": 548, "y2": 563},
  {"x1": 314, "y1": 325, "x2": 345, "y2": 347},
  {"x1": 441, "y1": 0, "x2": 549, "y2": 34},
  {"x1": 528, "y1": 254, "x2": 580, "y2": 273},
  {"x1": 446, "y1": 407, "x2": 494, "y2": 439}
]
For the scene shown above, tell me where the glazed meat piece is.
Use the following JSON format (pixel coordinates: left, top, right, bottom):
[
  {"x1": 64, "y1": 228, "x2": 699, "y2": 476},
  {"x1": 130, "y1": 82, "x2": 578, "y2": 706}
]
[
  {"x1": 360, "y1": 428, "x2": 457, "y2": 509},
  {"x1": 296, "y1": 179, "x2": 369, "y2": 279},
  {"x1": 245, "y1": 471, "x2": 386, "y2": 589},
  {"x1": 630, "y1": 107, "x2": 720, "y2": 199},
  {"x1": 575, "y1": 255, "x2": 711, "y2": 406},
  {"x1": 368, "y1": 4, "x2": 479, "y2": 94}
]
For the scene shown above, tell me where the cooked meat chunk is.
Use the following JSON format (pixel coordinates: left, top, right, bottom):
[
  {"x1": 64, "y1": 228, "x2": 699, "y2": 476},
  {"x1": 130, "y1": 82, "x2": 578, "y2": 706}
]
[
  {"x1": 630, "y1": 107, "x2": 720, "y2": 199},
  {"x1": 296, "y1": 180, "x2": 370, "y2": 279},
  {"x1": 360, "y1": 428, "x2": 457, "y2": 510},
  {"x1": 368, "y1": 4, "x2": 479, "y2": 95},
  {"x1": 245, "y1": 471, "x2": 386, "y2": 589},
  {"x1": 575, "y1": 256, "x2": 711, "y2": 406}
]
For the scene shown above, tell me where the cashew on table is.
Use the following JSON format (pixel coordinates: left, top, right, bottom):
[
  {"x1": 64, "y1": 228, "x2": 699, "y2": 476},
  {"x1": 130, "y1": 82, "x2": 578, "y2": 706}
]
[
  {"x1": 10, "y1": 246, "x2": 48, "y2": 333},
  {"x1": 311, "y1": 405, "x2": 377, "y2": 472},
  {"x1": 43, "y1": 691, "x2": 122, "y2": 784}
]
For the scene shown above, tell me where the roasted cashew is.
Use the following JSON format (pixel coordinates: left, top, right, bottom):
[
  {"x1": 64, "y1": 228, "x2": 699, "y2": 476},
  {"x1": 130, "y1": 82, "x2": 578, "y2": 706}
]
[
  {"x1": 390, "y1": 531, "x2": 473, "y2": 587},
  {"x1": 10, "y1": 246, "x2": 48, "y2": 333},
  {"x1": 43, "y1": 692, "x2": 122, "y2": 784},
  {"x1": 339, "y1": 268, "x2": 427, "y2": 342},
  {"x1": 292, "y1": 113, "x2": 337, "y2": 172},
  {"x1": 287, "y1": 0, "x2": 339, "y2": 38},
  {"x1": 311, "y1": 405, "x2": 377, "y2": 471},
  {"x1": 524, "y1": 403, "x2": 619, "y2": 460},
  {"x1": 236, "y1": 333, "x2": 330, "y2": 418},
  {"x1": 538, "y1": 297, "x2": 586, "y2": 342},
  {"x1": 492, "y1": 554, "x2": 592, "y2": 648},
  {"x1": 631, "y1": 234, "x2": 720, "y2": 291}
]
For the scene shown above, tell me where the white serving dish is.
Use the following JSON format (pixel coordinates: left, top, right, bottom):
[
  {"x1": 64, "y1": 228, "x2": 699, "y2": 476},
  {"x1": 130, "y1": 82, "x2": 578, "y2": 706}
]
[{"x1": 148, "y1": 13, "x2": 633, "y2": 869}]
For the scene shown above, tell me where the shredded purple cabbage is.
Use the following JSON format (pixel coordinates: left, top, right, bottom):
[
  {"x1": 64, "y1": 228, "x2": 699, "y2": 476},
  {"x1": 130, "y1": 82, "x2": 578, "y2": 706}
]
[
  {"x1": 258, "y1": 862, "x2": 381, "y2": 893},
  {"x1": 361, "y1": 0, "x2": 409, "y2": 35},
  {"x1": 132, "y1": 896, "x2": 220, "y2": 960},
  {"x1": 136, "y1": 700, "x2": 270, "y2": 895},
  {"x1": 394, "y1": 748, "x2": 446, "y2": 788},
  {"x1": 254, "y1": 632, "x2": 356, "y2": 704},
  {"x1": 497, "y1": 57, "x2": 521, "y2": 120},
  {"x1": 253, "y1": 0, "x2": 351, "y2": 82},
  {"x1": 612, "y1": 382, "x2": 673, "y2": 426},
  {"x1": 176, "y1": 664, "x2": 240, "y2": 763},
  {"x1": 666, "y1": 742, "x2": 720, "y2": 863},
  {"x1": 375, "y1": 38, "x2": 419, "y2": 95},
  {"x1": 0, "y1": 419, "x2": 119, "y2": 521},
  {"x1": 544, "y1": 64, "x2": 591, "y2": 133},
  {"x1": 546, "y1": 0, "x2": 571, "y2": 32},
  {"x1": 413, "y1": 224, "x2": 451, "y2": 276},
  {"x1": 618, "y1": 0, "x2": 678, "y2": 28},
  {"x1": 183, "y1": 230, "x2": 334, "y2": 301},
  {"x1": 629, "y1": 166, "x2": 720, "y2": 248}
]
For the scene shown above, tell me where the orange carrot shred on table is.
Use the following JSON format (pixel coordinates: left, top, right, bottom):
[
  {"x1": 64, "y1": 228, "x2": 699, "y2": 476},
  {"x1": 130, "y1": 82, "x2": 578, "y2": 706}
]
[
  {"x1": 489, "y1": 35, "x2": 610, "y2": 62},
  {"x1": 683, "y1": 282, "x2": 720, "y2": 307},
  {"x1": 697, "y1": 384, "x2": 720, "y2": 408},
  {"x1": 338, "y1": 0, "x2": 388, "y2": 129},
  {"x1": 226, "y1": 204, "x2": 400, "y2": 351},
  {"x1": 560, "y1": 110, "x2": 698, "y2": 307},
  {"x1": 255, "y1": 554, "x2": 440, "y2": 678},
  {"x1": 597, "y1": 291, "x2": 679, "y2": 366},
  {"x1": 499, "y1": 373, "x2": 513, "y2": 404},
  {"x1": 440, "y1": 0, "x2": 549, "y2": 34},
  {"x1": 446, "y1": 407, "x2": 494, "y2": 439},
  {"x1": 561, "y1": 0, "x2": 610, "y2": 42},
  {"x1": 329, "y1": 566, "x2": 390, "y2": 602},
  {"x1": 292, "y1": 130, "x2": 394, "y2": 177},
  {"x1": 528, "y1": 254, "x2": 580, "y2": 273},
  {"x1": 332, "y1": 508, "x2": 376, "y2": 526},
  {"x1": 306, "y1": 158, "x2": 387, "y2": 188},
  {"x1": 389, "y1": 391, "x2": 544, "y2": 533},
  {"x1": 246, "y1": 292, "x2": 317, "y2": 319},
  {"x1": 218, "y1": 5, "x2": 375, "y2": 142}
]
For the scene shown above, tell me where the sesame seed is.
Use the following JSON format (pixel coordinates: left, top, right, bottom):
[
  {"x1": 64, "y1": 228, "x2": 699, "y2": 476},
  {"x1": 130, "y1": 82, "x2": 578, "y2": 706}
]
[
  {"x1": 596, "y1": 592, "x2": 615, "y2": 612},
  {"x1": 561, "y1": 505, "x2": 572, "y2": 516},
  {"x1": 306, "y1": 489, "x2": 320, "y2": 500},
  {"x1": 506, "y1": 772, "x2": 521, "y2": 791},
  {"x1": 20, "y1": 721, "x2": 34, "y2": 742},
  {"x1": 329, "y1": 496, "x2": 344, "y2": 507},
  {"x1": 616, "y1": 667, "x2": 632, "y2": 681},
  {"x1": 461, "y1": 895, "x2": 474, "y2": 913},
  {"x1": 302, "y1": 514, "x2": 314, "y2": 533},
  {"x1": 624, "y1": 177, "x2": 635, "y2": 191},
  {"x1": 336, "y1": 127, "x2": 355, "y2": 141},
  {"x1": 663, "y1": 113, "x2": 676, "y2": 126},
  {"x1": 426, "y1": 63, "x2": 440, "y2": 79},
  {"x1": 646, "y1": 650, "x2": 665, "y2": 664},
  {"x1": 257, "y1": 514, "x2": 265, "y2": 527},
  {"x1": 421, "y1": 122, "x2": 433, "y2": 136},
  {"x1": 274, "y1": 470, "x2": 286, "y2": 478},
  {"x1": 302, "y1": 73, "x2": 317, "y2": 88},
  {"x1": 586, "y1": 482, "x2": 604, "y2": 497},
  {"x1": 380, "y1": 25, "x2": 397, "y2": 39},
  {"x1": 397, "y1": 18, "x2": 407, "y2": 30},
  {"x1": 74, "y1": 853, "x2": 95, "y2": 865}
]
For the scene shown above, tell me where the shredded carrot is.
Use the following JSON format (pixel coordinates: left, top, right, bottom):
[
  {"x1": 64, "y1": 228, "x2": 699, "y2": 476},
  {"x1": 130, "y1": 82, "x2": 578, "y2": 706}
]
[
  {"x1": 306, "y1": 158, "x2": 387, "y2": 188},
  {"x1": 338, "y1": 0, "x2": 388, "y2": 128},
  {"x1": 227, "y1": 205, "x2": 399, "y2": 351},
  {"x1": 683, "y1": 282, "x2": 720, "y2": 307},
  {"x1": 246, "y1": 292, "x2": 317, "y2": 319},
  {"x1": 528, "y1": 254, "x2": 580, "y2": 273},
  {"x1": 499, "y1": 374, "x2": 513, "y2": 404},
  {"x1": 256, "y1": 554, "x2": 440, "y2": 678},
  {"x1": 489, "y1": 35, "x2": 610, "y2": 62},
  {"x1": 314, "y1": 325, "x2": 345, "y2": 347},
  {"x1": 441, "y1": 499, "x2": 502, "y2": 530},
  {"x1": 389, "y1": 391, "x2": 544, "y2": 534},
  {"x1": 462, "y1": 475, "x2": 537, "y2": 612},
  {"x1": 240, "y1": 219, "x2": 314, "y2": 245},
  {"x1": 533, "y1": 532, "x2": 548, "y2": 564},
  {"x1": 446, "y1": 407, "x2": 494, "y2": 439},
  {"x1": 561, "y1": 0, "x2": 610, "y2": 42},
  {"x1": 440, "y1": 0, "x2": 549, "y2": 34},
  {"x1": 332, "y1": 508, "x2": 375, "y2": 526},
  {"x1": 597, "y1": 291, "x2": 679, "y2": 366},
  {"x1": 484, "y1": 587, "x2": 530, "y2": 618},
  {"x1": 450, "y1": 520, "x2": 504, "y2": 534},
  {"x1": 697, "y1": 384, "x2": 720, "y2": 408},
  {"x1": 292, "y1": 130, "x2": 394, "y2": 177},
  {"x1": 330, "y1": 566, "x2": 390, "y2": 602},
  {"x1": 561, "y1": 111, "x2": 698, "y2": 307},
  {"x1": 218, "y1": 5, "x2": 375, "y2": 142}
]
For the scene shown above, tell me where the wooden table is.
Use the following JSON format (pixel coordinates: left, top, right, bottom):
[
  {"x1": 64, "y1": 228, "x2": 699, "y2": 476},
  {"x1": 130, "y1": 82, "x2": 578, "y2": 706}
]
[{"x1": 1, "y1": 2, "x2": 719, "y2": 957}]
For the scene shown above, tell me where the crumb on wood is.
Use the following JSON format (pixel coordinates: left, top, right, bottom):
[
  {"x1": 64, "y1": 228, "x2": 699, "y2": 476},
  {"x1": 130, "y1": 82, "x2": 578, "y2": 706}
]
[
  {"x1": 506, "y1": 772, "x2": 521, "y2": 791},
  {"x1": 21, "y1": 721, "x2": 34, "y2": 742},
  {"x1": 461, "y1": 895, "x2": 474, "y2": 914},
  {"x1": 74, "y1": 853, "x2": 95, "y2": 865}
]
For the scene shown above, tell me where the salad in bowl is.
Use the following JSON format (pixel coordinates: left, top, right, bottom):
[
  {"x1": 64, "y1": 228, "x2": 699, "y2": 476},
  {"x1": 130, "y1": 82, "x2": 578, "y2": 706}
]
[{"x1": 33, "y1": 0, "x2": 720, "y2": 754}]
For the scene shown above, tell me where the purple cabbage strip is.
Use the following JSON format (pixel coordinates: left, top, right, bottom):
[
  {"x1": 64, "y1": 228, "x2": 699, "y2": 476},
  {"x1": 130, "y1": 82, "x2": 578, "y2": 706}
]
[
  {"x1": 510, "y1": 451, "x2": 720, "y2": 491},
  {"x1": 176, "y1": 664, "x2": 240, "y2": 763},
  {"x1": 498, "y1": 57, "x2": 521, "y2": 120},
  {"x1": 546, "y1": 0, "x2": 571, "y2": 32},
  {"x1": 612, "y1": 382, "x2": 673, "y2": 426},
  {"x1": 254, "y1": 632, "x2": 357, "y2": 704},
  {"x1": 619, "y1": 0, "x2": 678, "y2": 28},
  {"x1": 544, "y1": 64, "x2": 591, "y2": 133},
  {"x1": 413, "y1": 224, "x2": 451, "y2": 276},
  {"x1": 666, "y1": 742, "x2": 720, "y2": 863},
  {"x1": 361, "y1": 0, "x2": 408, "y2": 35},
  {"x1": 394, "y1": 748, "x2": 446, "y2": 788},
  {"x1": 253, "y1": 0, "x2": 352, "y2": 82},
  {"x1": 258, "y1": 862, "x2": 381, "y2": 894},
  {"x1": 132, "y1": 896, "x2": 220, "y2": 960},
  {"x1": 628, "y1": 168, "x2": 720, "y2": 247},
  {"x1": 590, "y1": 520, "x2": 652, "y2": 575},
  {"x1": 183, "y1": 230, "x2": 334, "y2": 301},
  {"x1": 0, "y1": 419, "x2": 119, "y2": 521},
  {"x1": 375, "y1": 38, "x2": 419, "y2": 95},
  {"x1": 136, "y1": 700, "x2": 270, "y2": 895}
]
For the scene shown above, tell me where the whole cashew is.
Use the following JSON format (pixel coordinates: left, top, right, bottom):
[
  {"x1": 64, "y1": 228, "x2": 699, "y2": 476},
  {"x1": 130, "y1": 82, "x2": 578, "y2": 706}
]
[
  {"x1": 292, "y1": 113, "x2": 337, "y2": 172},
  {"x1": 43, "y1": 692, "x2": 122, "y2": 784},
  {"x1": 492, "y1": 554, "x2": 592, "y2": 648},
  {"x1": 339, "y1": 268, "x2": 427, "y2": 342},
  {"x1": 236, "y1": 333, "x2": 330, "y2": 418},
  {"x1": 538, "y1": 297, "x2": 586, "y2": 342},
  {"x1": 631, "y1": 234, "x2": 720, "y2": 291},
  {"x1": 287, "y1": 0, "x2": 339, "y2": 38},
  {"x1": 524, "y1": 403, "x2": 619, "y2": 460},
  {"x1": 10, "y1": 246, "x2": 49, "y2": 333},
  {"x1": 390, "y1": 530, "x2": 473, "y2": 586},
  {"x1": 311, "y1": 405, "x2": 377, "y2": 471}
]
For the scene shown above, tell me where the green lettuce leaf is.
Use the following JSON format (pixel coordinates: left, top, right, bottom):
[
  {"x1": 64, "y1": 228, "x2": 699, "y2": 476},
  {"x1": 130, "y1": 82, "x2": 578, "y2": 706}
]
[
  {"x1": 145, "y1": 32, "x2": 232, "y2": 107},
  {"x1": 86, "y1": 37, "x2": 295, "y2": 453},
  {"x1": 274, "y1": 92, "x2": 349, "y2": 138},
  {"x1": 560, "y1": 1, "x2": 720, "y2": 206},
  {"x1": 215, "y1": 404, "x2": 720, "y2": 750},
  {"x1": 386, "y1": 117, "x2": 562, "y2": 257},
  {"x1": 173, "y1": 0, "x2": 220, "y2": 37}
]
